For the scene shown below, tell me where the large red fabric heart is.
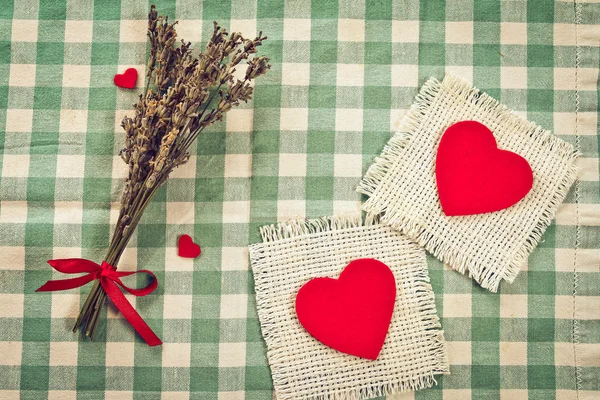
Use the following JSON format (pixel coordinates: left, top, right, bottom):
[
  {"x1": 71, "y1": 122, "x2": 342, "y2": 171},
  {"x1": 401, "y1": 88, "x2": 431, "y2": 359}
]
[
  {"x1": 114, "y1": 68, "x2": 138, "y2": 89},
  {"x1": 435, "y1": 120, "x2": 533, "y2": 216},
  {"x1": 295, "y1": 258, "x2": 396, "y2": 360},
  {"x1": 178, "y1": 234, "x2": 201, "y2": 258}
]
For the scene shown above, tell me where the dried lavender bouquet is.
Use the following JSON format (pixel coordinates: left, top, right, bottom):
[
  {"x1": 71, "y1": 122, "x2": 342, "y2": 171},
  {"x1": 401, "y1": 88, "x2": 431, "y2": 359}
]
[{"x1": 74, "y1": 5, "x2": 270, "y2": 339}]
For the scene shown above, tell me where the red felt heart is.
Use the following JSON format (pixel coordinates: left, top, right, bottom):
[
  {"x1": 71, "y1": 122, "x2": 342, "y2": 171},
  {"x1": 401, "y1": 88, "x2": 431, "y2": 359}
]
[
  {"x1": 435, "y1": 120, "x2": 533, "y2": 216},
  {"x1": 295, "y1": 258, "x2": 396, "y2": 360},
  {"x1": 113, "y1": 68, "x2": 138, "y2": 89},
  {"x1": 178, "y1": 234, "x2": 201, "y2": 258}
]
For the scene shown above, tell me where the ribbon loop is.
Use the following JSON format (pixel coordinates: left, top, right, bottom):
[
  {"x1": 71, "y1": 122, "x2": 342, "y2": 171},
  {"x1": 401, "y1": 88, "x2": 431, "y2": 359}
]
[{"x1": 37, "y1": 258, "x2": 162, "y2": 346}]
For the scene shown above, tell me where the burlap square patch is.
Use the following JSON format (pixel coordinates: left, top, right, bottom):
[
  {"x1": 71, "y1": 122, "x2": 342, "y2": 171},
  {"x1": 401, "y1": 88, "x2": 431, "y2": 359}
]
[
  {"x1": 358, "y1": 75, "x2": 578, "y2": 292},
  {"x1": 249, "y1": 216, "x2": 448, "y2": 400}
]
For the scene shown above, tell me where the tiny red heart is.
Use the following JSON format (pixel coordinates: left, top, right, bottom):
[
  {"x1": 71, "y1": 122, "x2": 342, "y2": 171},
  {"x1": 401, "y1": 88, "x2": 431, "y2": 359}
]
[
  {"x1": 435, "y1": 120, "x2": 533, "y2": 216},
  {"x1": 295, "y1": 258, "x2": 396, "y2": 360},
  {"x1": 178, "y1": 234, "x2": 201, "y2": 258},
  {"x1": 114, "y1": 68, "x2": 138, "y2": 89}
]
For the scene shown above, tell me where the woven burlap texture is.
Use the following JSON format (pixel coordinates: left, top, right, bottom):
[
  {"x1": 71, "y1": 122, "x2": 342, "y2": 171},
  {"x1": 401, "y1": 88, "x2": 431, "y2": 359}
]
[
  {"x1": 249, "y1": 215, "x2": 448, "y2": 400},
  {"x1": 358, "y1": 75, "x2": 579, "y2": 292}
]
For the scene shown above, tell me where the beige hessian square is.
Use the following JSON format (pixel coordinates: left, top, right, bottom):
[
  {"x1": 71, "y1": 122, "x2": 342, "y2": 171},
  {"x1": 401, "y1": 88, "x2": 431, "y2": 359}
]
[
  {"x1": 446, "y1": 341, "x2": 471, "y2": 365},
  {"x1": 120, "y1": 20, "x2": 147, "y2": 42},
  {"x1": 9, "y1": 64, "x2": 36, "y2": 87},
  {"x1": 280, "y1": 108, "x2": 308, "y2": 131},
  {"x1": 392, "y1": 65, "x2": 419, "y2": 87},
  {"x1": 6, "y1": 109, "x2": 33, "y2": 132},
  {"x1": 220, "y1": 294, "x2": 248, "y2": 319},
  {"x1": 163, "y1": 295, "x2": 192, "y2": 319},
  {"x1": 226, "y1": 109, "x2": 254, "y2": 132},
  {"x1": 281, "y1": 63, "x2": 310, "y2": 86},
  {"x1": 230, "y1": 19, "x2": 256, "y2": 38},
  {"x1": 224, "y1": 154, "x2": 252, "y2": 178},
  {"x1": 334, "y1": 154, "x2": 363, "y2": 177},
  {"x1": 500, "y1": 342, "x2": 528, "y2": 365},
  {"x1": 445, "y1": 21, "x2": 473, "y2": 44},
  {"x1": 106, "y1": 342, "x2": 135, "y2": 367},
  {"x1": 54, "y1": 201, "x2": 83, "y2": 224},
  {"x1": 219, "y1": 342, "x2": 246, "y2": 367},
  {"x1": 0, "y1": 247, "x2": 25, "y2": 270},
  {"x1": 359, "y1": 76, "x2": 578, "y2": 292},
  {"x1": 500, "y1": 22, "x2": 527, "y2": 45},
  {"x1": 49, "y1": 342, "x2": 78, "y2": 366},
  {"x1": 500, "y1": 294, "x2": 528, "y2": 318},
  {"x1": 283, "y1": 19, "x2": 311, "y2": 41},
  {"x1": 279, "y1": 153, "x2": 307, "y2": 177},
  {"x1": 2, "y1": 155, "x2": 30, "y2": 177},
  {"x1": 501, "y1": 67, "x2": 528, "y2": 89},
  {"x1": 443, "y1": 294, "x2": 472, "y2": 318},
  {"x1": 56, "y1": 155, "x2": 85, "y2": 178},
  {"x1": 335, "y1": 108, "x2": 363, "y2": 132},
  {"x1": 0, "y1": 342, "x2": 22, "y2": 366},
  {"x1": 11, "y1": 19, "x2": 38, "y2": 42},
  {"x1": 222, "y1": 201, "x2": 251, "y2": 223},
  {"x1": 176, "y1": 20, "x2": 203, "y2": 43},
  {"x1": 60, "y1": 110, "x2": 88, "y2": 133},
  {"x1": 62, "y1": 65, "x2": 91, "y2": 88},
  {"x1": 336, "y1": 64, "x2": 364, "y2": 87},
  {"x1": 249, "y1": 217, "x2": 448, "y2": 398},
  {"x1": 65, "y1": 21, "x2": 93, "y2": 43},
  {"x1": 392, "y1": 20, "x2": 419, "y2": 43},
  {"x1": 338, "y1": 19, "x2": 365, "y2": 42},
  {"x1": 221, "y1": 247, "x2": 249, "y2": 271},
  {"x1": 162, "y1": 343, "x2": 191, "y2": 367},
  {"x1": 0, "y1": 294, "x2": 24, "y2": 317}
]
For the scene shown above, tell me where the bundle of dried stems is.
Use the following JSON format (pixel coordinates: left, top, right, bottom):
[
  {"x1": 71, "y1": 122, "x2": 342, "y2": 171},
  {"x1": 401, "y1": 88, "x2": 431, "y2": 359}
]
[{"x1": 75, "y1": 5, "x2": 270, "y2": 339}]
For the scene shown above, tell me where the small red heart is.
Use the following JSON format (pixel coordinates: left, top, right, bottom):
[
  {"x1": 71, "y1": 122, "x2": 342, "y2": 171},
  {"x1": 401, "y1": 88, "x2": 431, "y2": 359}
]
[
  {"x1": 178, "y1": 234, "x2": 201, "y2": 258},
  {"x1": 114, "y1": 68, "x2": 138, "y2": 89},
  {"x1": 295, "y1": 258, "x2": 396, "y2": 360},
  {"x1": 435, "y1": 120, "x2": 533, "y2": 216}
]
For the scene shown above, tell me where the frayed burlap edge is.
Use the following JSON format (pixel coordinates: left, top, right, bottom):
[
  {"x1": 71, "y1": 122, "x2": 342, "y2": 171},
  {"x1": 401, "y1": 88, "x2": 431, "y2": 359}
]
[
  {"x1": 358, "y1": 75, "x2": 579, "y2": 292},
  {"x1": 249, "y1": 215, "x2": 449, "y2": 400}
]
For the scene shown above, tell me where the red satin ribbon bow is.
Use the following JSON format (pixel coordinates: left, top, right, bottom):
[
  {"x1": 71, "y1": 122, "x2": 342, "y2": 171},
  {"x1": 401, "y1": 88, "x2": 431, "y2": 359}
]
[{"x1": 37, "y1": 258, "x2": 162, "y2": 346}]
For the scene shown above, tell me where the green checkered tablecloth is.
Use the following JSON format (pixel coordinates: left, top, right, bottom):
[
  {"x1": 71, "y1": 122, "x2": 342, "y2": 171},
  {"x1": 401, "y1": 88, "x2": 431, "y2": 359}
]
[{"x1": 1, "y1": 0, "x2": 599, "y2": 398}]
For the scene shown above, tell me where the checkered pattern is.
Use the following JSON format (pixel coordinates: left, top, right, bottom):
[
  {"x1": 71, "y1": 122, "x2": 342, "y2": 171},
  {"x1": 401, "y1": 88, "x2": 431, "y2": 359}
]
[{"x1": 0, "y1": 0, "x2": 598, "y2": 399}]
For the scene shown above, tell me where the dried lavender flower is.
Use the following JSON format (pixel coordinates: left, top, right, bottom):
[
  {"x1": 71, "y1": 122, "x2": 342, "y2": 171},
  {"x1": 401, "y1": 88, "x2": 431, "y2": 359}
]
[{"x1": 74, "y1": 4, "x2": 270, "y2": 340}]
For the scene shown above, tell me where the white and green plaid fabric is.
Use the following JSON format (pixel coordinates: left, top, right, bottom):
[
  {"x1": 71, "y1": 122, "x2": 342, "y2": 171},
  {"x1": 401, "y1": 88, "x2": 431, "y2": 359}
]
[{"x1": 0, "y1": 0, "x2": 599, "y2": 399}]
